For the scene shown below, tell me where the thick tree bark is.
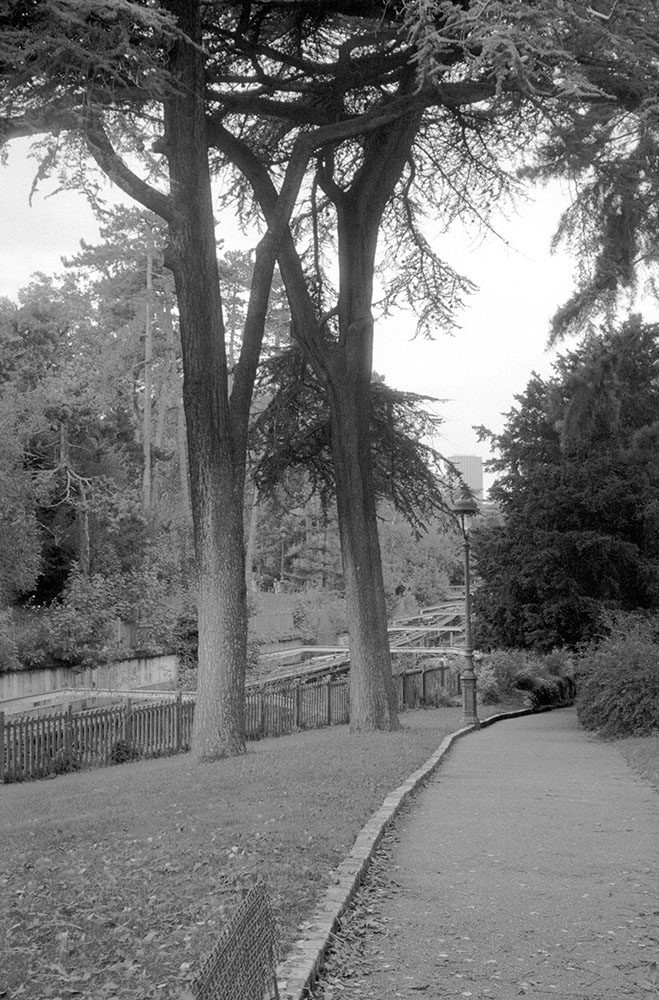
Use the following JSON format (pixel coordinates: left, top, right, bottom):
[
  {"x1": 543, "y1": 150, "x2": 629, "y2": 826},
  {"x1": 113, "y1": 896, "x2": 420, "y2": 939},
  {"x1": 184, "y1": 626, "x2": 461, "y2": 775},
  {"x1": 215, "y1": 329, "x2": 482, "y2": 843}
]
[
  {"x1": 328, "y1": 358, "x2": 398, "y2": 729},
  {"x1": 142, "y1": 229, "x2": 153, "y2": 515},
  {"x1": 244, "y1": 479, "x2": 259, "y2": 591},
  {"x1": 328, "y1": 200, "x2": 400, "y2": 730},
  {"x1": 314, "y1": 112, "x2": 421, "y2": 730},
  {"x1": 219, "y1": 119, "x2": 414, "y2": 729},
  {"x1": 176, "y1": 397, "x2": 190, "y2": 514},
  {"x1": 151, "y1": 295, "x2": 176, "y2": 505},
  {"x1": 163, "y1": 0, "x2": 247, "y2": 758}
]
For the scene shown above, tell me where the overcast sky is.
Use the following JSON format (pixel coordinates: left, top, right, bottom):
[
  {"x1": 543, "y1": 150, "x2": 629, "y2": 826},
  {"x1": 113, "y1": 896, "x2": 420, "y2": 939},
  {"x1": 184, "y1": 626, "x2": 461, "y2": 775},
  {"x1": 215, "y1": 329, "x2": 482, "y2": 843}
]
[{"x1": 1, "y1": 137, "x2": 580, "y2": 494}]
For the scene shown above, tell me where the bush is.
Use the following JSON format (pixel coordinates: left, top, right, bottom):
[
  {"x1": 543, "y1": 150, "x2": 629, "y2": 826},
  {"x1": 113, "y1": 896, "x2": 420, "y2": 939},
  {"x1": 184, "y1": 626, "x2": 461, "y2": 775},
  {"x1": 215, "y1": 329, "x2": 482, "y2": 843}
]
[
  {"x1": 0, "y1": 608, "x2": 20, "y2": 672},
  {"x1": 577, "y1": 614, "x2": 659, "y2": 737},
  {"x1": 292, "y1": 589, "x2": 347, "y2": 646},
  {"x1": 13, "y1": 611, "x2": 53, "y2": 669},
  {"x1": 476, "y1": 660, "x2": 502, "y2": 704},
  {"x1": 426, "y1": 689, "x2": 460, "y2": 708},
  {"x1": 16, "y1": 567, "x2": 182, "y2": 671},
  {"x1": 514, "y1": 671, "x2": 576, "y2": 709},
  {"x1": 477, "y1": 649, "x2": 530, "y2": 703},
  {"x1": 46, "y1": 569, "x2": 120, "y2": 668},
  {"x1": 477, "y1": 648, "x2": 575, "y2": 709},
  {"x1": 114, "y1": 567, "x2": 178, "y2": 657},
  {"x1": 110, "y1": 738, "x2": 138, "y2": 765}
]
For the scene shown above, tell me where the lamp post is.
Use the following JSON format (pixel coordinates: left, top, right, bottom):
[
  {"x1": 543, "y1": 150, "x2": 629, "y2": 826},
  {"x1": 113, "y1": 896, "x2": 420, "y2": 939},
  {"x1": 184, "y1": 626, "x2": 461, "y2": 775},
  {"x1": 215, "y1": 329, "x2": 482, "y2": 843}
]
[{"x1": 453, "y1": 497, "x2": 480, "y2": 728}]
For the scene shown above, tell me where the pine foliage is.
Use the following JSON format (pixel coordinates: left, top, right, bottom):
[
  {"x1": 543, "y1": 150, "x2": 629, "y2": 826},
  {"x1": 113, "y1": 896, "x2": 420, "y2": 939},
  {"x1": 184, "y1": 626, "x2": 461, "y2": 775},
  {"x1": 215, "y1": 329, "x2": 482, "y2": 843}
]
[{"x1": 474, "y1": 317, "x2": 659, "y2": 652}]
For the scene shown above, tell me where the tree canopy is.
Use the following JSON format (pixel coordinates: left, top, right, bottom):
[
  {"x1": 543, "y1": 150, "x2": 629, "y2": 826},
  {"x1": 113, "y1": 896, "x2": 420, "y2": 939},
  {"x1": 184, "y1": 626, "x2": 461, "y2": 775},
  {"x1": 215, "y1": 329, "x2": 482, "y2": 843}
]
[
  {"x1": 473, "y1": 317, "x2": 659, "y2": 652},
  {"x1": 3, "y1": 0, "x2": 659, "y2": 752},
  {"x1": 251, "y1": 348, "x2": 453, "y2": 530},
  {"x1": 525, "y1": 2, "x2": 659, "y2": 339}
]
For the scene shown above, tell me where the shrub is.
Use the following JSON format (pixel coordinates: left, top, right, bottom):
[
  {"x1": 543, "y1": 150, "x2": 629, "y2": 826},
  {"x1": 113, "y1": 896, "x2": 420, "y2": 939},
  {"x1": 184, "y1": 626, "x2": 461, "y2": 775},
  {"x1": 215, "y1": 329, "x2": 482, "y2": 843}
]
[
  {"x1": 114, "y1": 567, "x2": 178, "y2": 657},
  {"x1": 46, "y1": 569, "x2": 120, "y2": 668},
  {"x1": 426, "y1": 689, "x2": 460, "y2": 708},
  {"x1": 13, "y1": 611, "x2": 53, "y2": 669},
  {"x1": 476, "y1": 660, "x2": 501, "y2": 704},
  {"x1": 477, "y1": 648, "x2": 575, "y2": 709},
  {"x1": 171, "y1": 608, "x2": 198, "y2": 684},
  {"x1": 514, "y1": 671, "x2": 575, "y2": 709},
  {"x1": 110, "y1": 738, "x2": 138, "y2": 764},
  {"x1": 478, "y1": 649, "x2": 530, "y2": 702},
  {"x1": 0, "y1": 608, "x2": 20, "y2": 672},
  {"x1": 538, "y1": 647, "x2": 575, "y2": 678},
  {"x1": 292, "y1": 589, "x2": 347, "y2": 646},
  {"x1": 577, "y1": 614, "x2": 659, "y2": 737}
]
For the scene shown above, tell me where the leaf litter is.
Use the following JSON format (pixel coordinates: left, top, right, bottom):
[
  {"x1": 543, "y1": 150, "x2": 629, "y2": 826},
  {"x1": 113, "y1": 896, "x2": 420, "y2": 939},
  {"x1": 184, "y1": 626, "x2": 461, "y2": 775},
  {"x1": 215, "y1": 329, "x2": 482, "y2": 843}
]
[
  {"x1": 0, "y1": 705, "x2": 478, "y2": 1000},
  {"x1": 4, "y1": 702, "x2": 652, "y2": 1000}
]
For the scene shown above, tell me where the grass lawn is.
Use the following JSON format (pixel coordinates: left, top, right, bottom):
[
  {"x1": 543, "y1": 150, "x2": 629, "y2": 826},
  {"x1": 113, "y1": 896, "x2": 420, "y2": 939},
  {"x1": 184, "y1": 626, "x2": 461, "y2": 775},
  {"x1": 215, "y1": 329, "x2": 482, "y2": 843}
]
[
  {"x1": 1, "y1": 702, "x2": 656, "y2": 1000},
  {"x1": 0, "y1": 704, "x2": 474, "y2": 1000}
]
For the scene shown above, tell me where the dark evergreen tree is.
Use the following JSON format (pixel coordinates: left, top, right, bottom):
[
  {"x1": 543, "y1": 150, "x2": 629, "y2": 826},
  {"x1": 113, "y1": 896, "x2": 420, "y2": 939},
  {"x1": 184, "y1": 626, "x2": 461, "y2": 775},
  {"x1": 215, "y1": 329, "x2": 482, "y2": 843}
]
[{"x1": 474, "y1": 318, "x2": 659, "y2": 651}]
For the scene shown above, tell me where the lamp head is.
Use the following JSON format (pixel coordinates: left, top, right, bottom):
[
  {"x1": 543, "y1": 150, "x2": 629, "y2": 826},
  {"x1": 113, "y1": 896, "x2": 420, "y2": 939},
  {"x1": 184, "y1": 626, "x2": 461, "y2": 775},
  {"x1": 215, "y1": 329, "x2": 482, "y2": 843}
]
[
  {"x1": 452, "y1": 496, "x2": 479, "y2": 517},
  {"x1": 452, "y1": 495, "x2": 479, "y2": 535}
]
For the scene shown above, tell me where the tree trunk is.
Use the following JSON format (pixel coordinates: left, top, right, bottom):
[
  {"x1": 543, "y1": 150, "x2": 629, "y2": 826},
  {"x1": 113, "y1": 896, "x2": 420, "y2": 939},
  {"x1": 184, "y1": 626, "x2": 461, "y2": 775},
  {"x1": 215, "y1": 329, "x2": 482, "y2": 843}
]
[
  {"x1": 327, "y1": 212, "x2": 399, "y2": 730},
  {"x1": 329, "y1": 370, "x2": 398, "y2": 729},
  {"x1": 78, "y1": 484, "x2": 90, "y2": 578},
  {"x1": 244, "y1": 479, "x2": 259, "y2": 591},
  {"x1": 319, "y1": 112, "x2": 422, "y2": 729},
  {"x1": 151, "y1": 293, "x2": 177, "y2": 505},
  {"x1": 163, "y1": 0, "x2": 246, "y2": 758},
  {"x1": 142, "y1": 227, "x2": 154, "y2": 514},
  {"x1": 177, "y1": 396, "x2": 190, "y2": 514}
]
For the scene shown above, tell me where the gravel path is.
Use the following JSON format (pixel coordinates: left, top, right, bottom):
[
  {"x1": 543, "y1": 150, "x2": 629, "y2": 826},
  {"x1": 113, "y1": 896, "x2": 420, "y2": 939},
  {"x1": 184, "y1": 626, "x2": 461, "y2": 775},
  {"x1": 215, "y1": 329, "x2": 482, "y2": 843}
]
[{"x1": 313, "y1": 709, "x2": 659, "y2": 999}]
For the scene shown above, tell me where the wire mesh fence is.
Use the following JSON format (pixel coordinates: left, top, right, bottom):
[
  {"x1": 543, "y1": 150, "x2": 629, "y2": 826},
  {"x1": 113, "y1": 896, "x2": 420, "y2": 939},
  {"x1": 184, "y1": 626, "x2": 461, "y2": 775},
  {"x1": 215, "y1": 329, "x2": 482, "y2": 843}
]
[{"x1": 190, "y1": 878, "x2": 280, "y2": 1000}]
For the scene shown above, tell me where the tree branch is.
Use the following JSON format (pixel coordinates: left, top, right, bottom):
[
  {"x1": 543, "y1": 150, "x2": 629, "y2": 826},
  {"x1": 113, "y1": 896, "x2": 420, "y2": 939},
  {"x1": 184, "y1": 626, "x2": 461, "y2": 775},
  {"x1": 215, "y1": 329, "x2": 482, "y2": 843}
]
[
  {"x1": 84, "y1": 115, "x2": 177, "y2": 224},
  {"x1": 209, "y1": 121, "x2": 329, "y2": 378},
  {"x1": 228, "y1": 129, "x2": 333, "y2": 440},
  {"x1": 0, "y1": 110, "x2": 80, "y2": 147}
]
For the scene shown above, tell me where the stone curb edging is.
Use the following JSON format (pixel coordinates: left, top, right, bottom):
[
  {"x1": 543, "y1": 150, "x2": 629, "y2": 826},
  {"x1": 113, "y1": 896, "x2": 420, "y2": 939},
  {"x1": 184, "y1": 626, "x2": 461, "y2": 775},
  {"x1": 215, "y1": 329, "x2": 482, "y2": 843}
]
[{"x1": 275, "y1": 706, "x2": 563, "y2": 1000}]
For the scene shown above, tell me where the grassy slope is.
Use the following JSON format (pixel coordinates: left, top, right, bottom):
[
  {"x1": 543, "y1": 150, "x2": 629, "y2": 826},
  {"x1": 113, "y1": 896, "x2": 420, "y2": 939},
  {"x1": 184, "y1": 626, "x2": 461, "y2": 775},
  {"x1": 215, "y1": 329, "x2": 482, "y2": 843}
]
[
  {"x1": 1, "y1": 704, "x2": 656, "y2": 1000},
  {"x1": 1, "y1": 706, "x2": 470, "y2": 1000}
]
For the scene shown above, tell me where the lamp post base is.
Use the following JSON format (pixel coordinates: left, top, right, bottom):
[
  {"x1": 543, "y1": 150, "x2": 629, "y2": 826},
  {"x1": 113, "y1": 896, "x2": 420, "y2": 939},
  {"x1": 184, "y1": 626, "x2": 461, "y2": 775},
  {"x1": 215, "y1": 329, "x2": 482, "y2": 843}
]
[{"x1": 461, "y1": 672, "x2": 480, "y2": 728}]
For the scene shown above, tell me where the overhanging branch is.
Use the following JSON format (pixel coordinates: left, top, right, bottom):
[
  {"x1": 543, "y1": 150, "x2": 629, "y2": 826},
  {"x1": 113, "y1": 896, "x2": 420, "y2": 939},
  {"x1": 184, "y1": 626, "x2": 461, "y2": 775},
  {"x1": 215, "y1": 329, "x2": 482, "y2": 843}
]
[{"x1": 84, "y1": 115, "x2": 177, "y2": 224}]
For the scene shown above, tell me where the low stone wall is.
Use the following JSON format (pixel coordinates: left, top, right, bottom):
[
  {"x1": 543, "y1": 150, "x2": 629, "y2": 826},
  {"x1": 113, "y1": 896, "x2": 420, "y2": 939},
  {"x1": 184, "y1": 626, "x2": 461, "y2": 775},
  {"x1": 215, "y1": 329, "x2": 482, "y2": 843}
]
[{"x1": 0, "y1": 654, "x2": 179, "y2": 712}]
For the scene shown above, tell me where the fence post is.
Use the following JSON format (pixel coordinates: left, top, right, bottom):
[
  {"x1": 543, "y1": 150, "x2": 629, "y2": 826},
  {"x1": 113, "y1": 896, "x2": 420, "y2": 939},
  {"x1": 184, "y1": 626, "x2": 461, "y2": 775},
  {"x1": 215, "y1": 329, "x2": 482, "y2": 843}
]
[
  {"x1": 421, "y1": 668, "x2": 427, "y2": 704},
  {"x1": 293, "y1": 683, "x2": 301, "y2": 730},
  {"x1": 124, "y1": 699, "x2": 133, "y2": 752},
  {"x1": 64, "y1": 704, "x2": 73, "y2": 769},
  {"x1": 175, "y1": 693, "x2": 182, "y2": 753},
  {"x1": 325, "y1": 677, "x2": 332, "y2": 726},
  {"x1": 0, "y1": 710, "x2": 4, "y2": 784}
]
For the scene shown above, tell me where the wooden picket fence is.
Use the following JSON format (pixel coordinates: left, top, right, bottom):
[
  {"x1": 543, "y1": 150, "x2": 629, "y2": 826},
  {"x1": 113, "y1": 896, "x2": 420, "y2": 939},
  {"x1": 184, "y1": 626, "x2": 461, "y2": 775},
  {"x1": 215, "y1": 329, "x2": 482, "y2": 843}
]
[
  {"x1": 0, "y1": 695, "x2": 196, "y2": 783},
  {"x1": 1, "y1": 661, "x2": 460, "y2": 783}
]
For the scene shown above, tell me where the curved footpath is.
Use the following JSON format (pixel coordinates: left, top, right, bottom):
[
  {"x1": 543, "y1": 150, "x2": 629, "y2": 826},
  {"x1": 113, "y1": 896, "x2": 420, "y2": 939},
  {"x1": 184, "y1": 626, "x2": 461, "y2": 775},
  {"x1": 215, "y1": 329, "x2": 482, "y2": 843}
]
[{"x1": 279, "y1": 708, "x2": 659, "y2": 1000}]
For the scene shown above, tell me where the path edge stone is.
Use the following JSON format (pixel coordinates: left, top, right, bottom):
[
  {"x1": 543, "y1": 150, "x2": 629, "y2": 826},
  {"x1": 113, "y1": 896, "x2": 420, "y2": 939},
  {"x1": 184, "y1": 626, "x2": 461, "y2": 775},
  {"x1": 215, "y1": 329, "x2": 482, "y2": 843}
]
[{"x1": 276, "y1": 706, "x2": 547, "y2": 1000}]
